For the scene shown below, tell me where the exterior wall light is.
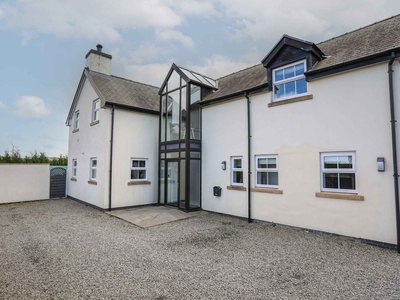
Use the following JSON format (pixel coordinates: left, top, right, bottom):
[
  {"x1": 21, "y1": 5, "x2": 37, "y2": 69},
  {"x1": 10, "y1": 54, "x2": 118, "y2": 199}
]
[
  {"x1": 377, "y1": 157, "x2": 385, "y2": 172},
  {"x1": 221, "y1": 161, "x2": 226, "y2": 170}
]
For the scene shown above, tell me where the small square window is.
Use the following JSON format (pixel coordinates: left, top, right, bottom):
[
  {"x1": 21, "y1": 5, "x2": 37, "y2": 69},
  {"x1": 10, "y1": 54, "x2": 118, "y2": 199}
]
[
  {"x1": 255, "y1": 155, "x2": 278, "y2": 188},
  {"x1": 320, "y1": 152, "x2": 356, "y2": 193},
  {"x1": 131, "y1": 158, "x2": 147, "y2": 181}
]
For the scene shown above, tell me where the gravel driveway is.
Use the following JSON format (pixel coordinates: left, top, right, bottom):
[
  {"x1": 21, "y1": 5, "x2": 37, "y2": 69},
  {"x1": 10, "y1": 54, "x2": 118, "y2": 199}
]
[{"x1": 0, "y1": 199, "x2": 400, "y2": 299}]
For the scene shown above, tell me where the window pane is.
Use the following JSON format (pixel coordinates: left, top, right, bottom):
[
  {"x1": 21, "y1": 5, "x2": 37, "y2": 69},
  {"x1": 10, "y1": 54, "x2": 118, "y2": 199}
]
[
  {"x1": 132, "y1": 160, "x2": 139, "y2": 168},
  {"x1": 274, "y1": 84, "x2": 285, "y2": 99},
  {"x1": 284, "y1": 66, "x2": 294, "y2": 79},
  {"x1": 339, "y1": 173, "x2": 355, "y2": 190},
  {"x1": 257, "y1": 172, "x2": 268, "y2": 185},
  {"x1": 234, "y1": 159, "x2": 242, "y2": 168},
  {"x1": 295, "y1": 63, "x2": 304, "y2": 76},
  {"x1": 92, "y1": 169, "x2": 97, "y2": 179},
  {"x1": 323, "y1": 173, "x2": 338, "y2": 189},
  {"x1": 338, "y1": 156, "x2": 353, "y2": 169},
  {"x1": 267, "y1": 158, "x2": 276, "y2": 168},
  {"x1": 139, "y1": 160, "x2": 146, "y2": 168},
  {"x1": 233, "y1": 171, "x2": 243, "y2": 183},
  {"x1": 284, "y1": 81, "x2": 296, "y2": 97},
  {"x1": 258, "y1": 158, "x2": 267, "y2": 168},
  {"x1": 268, "y1": 172, "x2": 278, "y2": 186},
  {"x1": 324, "y1": 156, "x2": 338, "y2": 169},
  {"x1": 275, "y1": 69, "x2": 284, "y2": 81},
  {"x1": 92, "y1": 159, "x2": 97, "y2": 167},
  {"x1": 131, "y1": 170, "x2": 139, "y2": 179},
  {"x1": 139, "y1": 170, "x2": 146, "y2": 179},
  {"x1": 296, "y1": 78, "x2": 307, "y2": 94}
]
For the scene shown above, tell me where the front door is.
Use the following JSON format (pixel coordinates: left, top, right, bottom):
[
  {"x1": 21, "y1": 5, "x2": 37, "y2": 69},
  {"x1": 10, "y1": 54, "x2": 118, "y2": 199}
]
[{"x1": 166, "y1": 160, "x2": 179, "y2": 206}]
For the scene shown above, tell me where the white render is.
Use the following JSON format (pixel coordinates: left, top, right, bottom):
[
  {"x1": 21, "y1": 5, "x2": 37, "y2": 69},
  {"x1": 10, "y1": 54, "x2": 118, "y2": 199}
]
[
  {"x1": 0, "y1": 164, "x2": 50, "y2": 203},
  {"x1": 66, "y1": 76, "x2": 158, "y2": 209},
  {"x1": 202, "y1": 61, "x2": 400, "y2": 245}
]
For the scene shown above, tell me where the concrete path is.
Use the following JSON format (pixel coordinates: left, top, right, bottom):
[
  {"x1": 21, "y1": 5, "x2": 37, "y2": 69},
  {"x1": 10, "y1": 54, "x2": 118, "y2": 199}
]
[{"x1": 106, "y1": 205, "x2": 208, "y2": 228}]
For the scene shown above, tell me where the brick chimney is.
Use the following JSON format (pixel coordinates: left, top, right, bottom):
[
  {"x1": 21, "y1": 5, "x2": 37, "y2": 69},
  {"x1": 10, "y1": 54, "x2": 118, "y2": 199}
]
[{"x1": 85, "y1": 44, "x2": 112, "y2": 75}]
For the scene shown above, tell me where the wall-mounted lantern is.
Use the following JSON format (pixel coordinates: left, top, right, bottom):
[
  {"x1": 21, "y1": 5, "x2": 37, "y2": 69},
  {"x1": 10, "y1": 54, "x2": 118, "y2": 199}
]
[
  {"x1": 377, "y1": 157, "x2": 385, "y2": 172},
  {"x1": 221, "y1": 161, "x2": 226, "y2": 170}
]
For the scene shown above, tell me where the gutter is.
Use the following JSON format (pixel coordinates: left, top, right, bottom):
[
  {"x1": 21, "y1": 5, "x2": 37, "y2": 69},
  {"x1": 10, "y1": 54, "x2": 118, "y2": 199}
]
[
  {"x1": 388, "y1": 52, "x2": 400, "y2": 253},
  {"x1": 108, "y1": 105, "x2": 115, "y2": 211},
  {"x1": 245, "y1": 92, "x2": 253, "y2": 223}
]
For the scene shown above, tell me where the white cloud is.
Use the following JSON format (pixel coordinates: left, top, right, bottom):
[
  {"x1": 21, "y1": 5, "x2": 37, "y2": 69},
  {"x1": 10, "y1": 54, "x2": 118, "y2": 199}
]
[
  {"x1": 156, "y1": 28, "x2": 195, "y2": 49},
  {"x1": 0, "y1": 101, "x2": 5, "y2": 109},
  {"x1": 124, "y1": 63, "x2": 172, "y2": 87},
  {"x1": 14, "y1": 96, "x2": 50, "y2": 119}
]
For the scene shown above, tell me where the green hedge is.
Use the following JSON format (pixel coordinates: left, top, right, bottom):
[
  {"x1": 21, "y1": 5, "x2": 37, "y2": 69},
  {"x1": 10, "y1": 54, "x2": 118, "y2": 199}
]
[{"x1": 0, "y1": 150, "x2": 68, "y2": 165}]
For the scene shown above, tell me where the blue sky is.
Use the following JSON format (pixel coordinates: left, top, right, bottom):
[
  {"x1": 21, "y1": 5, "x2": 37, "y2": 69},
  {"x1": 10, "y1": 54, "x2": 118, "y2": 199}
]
[{"x1": 0, "y1": 0, "x2": 399, "y2": 157}]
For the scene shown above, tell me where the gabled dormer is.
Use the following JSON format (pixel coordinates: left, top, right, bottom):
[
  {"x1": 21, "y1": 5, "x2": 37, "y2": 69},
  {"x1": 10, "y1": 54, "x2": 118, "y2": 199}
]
[{"x1": 261, "y1": 35, "x2": 324, "y2": 103}]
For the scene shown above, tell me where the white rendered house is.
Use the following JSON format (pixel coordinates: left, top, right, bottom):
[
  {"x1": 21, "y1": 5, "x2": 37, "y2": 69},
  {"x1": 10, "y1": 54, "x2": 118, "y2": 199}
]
[
  {"x1": 67, "y1": 15, "x2": 400, "y2": 249},
  {"x1": 66, "y1": 45, "x2": 159, "y2": 210}
]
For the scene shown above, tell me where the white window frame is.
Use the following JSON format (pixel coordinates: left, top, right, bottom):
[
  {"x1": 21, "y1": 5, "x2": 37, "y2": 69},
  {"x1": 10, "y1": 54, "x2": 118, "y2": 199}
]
[
  {"x1": 72, "y1": 159, "x2": 77, "y2": 178},
  {"x1": 90, "y1": 157, "x2": 97, "y2": 181},
  {"x1": 130, "y1": 158, "x2": 147, "y2": 181},
  {"x1": 74, "y1": 110, "x2": 80, "y2": 130},
  {"x1": 320, "y1": 152, "x2": 357, "y2": 193},
  {"x1": 255, "y1": 155, "x2": 278, "y2": 188},
  {"x1": 272, "y1": 59, "x2": 307, "y2": 101},
  {"x1": 92, "y1": 99, "x2": 100, "y2": 123},
  {"x1": 231, "y1": 156, "x2": 244, "y2": 186}
]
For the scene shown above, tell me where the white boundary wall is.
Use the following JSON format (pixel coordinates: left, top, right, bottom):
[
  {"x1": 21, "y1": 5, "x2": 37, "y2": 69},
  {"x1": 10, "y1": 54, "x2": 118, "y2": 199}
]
[{"x1": 0, "y1": 164, "x2": 50, "y2": 204}]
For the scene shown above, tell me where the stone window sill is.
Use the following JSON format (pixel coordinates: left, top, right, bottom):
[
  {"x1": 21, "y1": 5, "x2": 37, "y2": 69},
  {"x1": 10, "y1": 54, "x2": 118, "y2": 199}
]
[
  {"x1": 72, "y1": 128, "x2": 79, "y2": 133},
  {"x1": 70, "y1": 178, "x2": 77, "y2": 182},
  {"x1": 90, "y1": 120, "x2": 99, "y2": 126},
  {"x1": 268, "y1": 94, "x2": 313, "y2": 107},
  {"x1": 88, "y1": 180, "x2": 97, "y2": 185},
  {"x1": 128, "y1": 181, "x2": 151, "y2": 186},
  {"x1": 251, "y1": 187, "x2": 283, "y2": 194},
  {"x1": 227, "y1": 185, "x2": 246, "y2": 191},
  {"x1": 315, "y1": 192, "x2": 364, "y2": 201}
]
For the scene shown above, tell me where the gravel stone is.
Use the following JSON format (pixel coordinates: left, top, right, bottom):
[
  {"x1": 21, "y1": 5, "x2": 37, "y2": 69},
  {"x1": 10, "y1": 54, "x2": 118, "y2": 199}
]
[{"x1": 1, "y1": 199, "x2": 400, "y2": 299}]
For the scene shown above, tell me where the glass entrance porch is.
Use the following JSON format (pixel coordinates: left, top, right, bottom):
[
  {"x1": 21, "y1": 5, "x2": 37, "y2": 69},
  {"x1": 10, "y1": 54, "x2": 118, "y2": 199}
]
[{"x1": 158, "y1": 64, "x2": 217, "y2": 211}]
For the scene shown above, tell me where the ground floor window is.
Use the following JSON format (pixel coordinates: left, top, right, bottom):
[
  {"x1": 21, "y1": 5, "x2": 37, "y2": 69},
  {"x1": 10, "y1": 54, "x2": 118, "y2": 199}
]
[
  {"x1": 72, "y1": 159, "x2": 77, "y2": 178},
  {"x1": 320, "y1": 152, "x2": 356, "y2": 193},
  {"x1": 231, "y1": 156, "x2": 243, "y2": 186},
  {"x1": 90, "y1": 157, "x2": 97, "y2": 181},
  {"x1": 255, "y1": 155, "x2": 278, "y2": 187},
  {"x1": 131, "y1": 158, "x2": 147, "y2": 181}
]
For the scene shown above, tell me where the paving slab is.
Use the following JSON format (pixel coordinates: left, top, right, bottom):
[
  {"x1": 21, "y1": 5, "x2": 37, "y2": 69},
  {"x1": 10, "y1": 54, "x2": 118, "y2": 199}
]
[{"x1": 106, "y1": 205, "x2": 208, "y2": 228}]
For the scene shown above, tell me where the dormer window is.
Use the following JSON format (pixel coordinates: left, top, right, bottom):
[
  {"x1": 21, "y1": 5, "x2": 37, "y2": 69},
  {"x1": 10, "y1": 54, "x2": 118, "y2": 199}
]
[{"x1": 272, "y1": 60, "x2": 307, "y2": 101}]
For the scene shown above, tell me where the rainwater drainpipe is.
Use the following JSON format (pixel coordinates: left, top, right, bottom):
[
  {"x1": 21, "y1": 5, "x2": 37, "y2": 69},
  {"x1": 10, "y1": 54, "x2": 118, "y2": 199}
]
[
  {"x1": 245, "y1": 92, "x2": 253, "y2": 223},
  {"x1": 108, "y1": 105, "x2": 115, "y2": 212},
  {"x1": 388, "y1": 52, "x2": 400, "y2": 253}
]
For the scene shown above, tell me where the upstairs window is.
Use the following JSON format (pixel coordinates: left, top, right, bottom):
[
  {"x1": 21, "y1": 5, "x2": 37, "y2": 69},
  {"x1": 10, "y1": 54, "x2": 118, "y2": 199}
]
[
  {"x1": 255, "y1": 155, "x2": 278, "y2": 188},
  {"x1": 92, "y1": 100, "x2": 100, "y2": 123},
  {"x1": 74, "y1": 111, "x2": 80, "y2": 130},
  {"x1": 231, "y1": 156, "x2": 243, "y2": 186},
  {"x1": 320, "y1": 152, "x2": 356, "y2": 193},
  {"x1": 273, "y1": 60, "x2": 307, "y2": 101},
  {"x1": 131, "y1": 158, "x2": 147, "y2": 181}
]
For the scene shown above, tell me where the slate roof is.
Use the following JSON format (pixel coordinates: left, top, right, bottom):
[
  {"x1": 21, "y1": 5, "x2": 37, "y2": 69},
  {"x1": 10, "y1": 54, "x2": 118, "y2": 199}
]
[
  {"x1": 86, "y1": 69, "x2": 159, "y2": 112},
  {"x1": 202, "y1": 14, "x2": 400, "y2": 103},
  {"x1": 202, "y1": 64, "x2": 267, "y2": 102},
  {"x1": 314, "y1": 14, "x2": 400, "y2": 71}
]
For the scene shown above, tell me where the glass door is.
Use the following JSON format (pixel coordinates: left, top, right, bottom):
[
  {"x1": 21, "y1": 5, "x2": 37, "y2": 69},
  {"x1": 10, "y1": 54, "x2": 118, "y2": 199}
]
[{"x1": 166, "y1": 160, "x2": 179, "y2": 206}]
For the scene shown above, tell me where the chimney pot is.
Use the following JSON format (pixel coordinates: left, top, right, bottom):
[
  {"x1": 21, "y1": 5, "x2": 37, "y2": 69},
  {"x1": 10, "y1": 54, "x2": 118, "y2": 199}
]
[{"x1": 96, "y1": 44, "x2": 103, "y2": 52}]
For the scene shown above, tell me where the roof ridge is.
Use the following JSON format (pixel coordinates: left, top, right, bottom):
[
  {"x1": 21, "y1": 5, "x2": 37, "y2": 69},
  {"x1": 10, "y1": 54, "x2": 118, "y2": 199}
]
[
  {"x1": 317, "y1": 13, "x2": 400, "y2": 45},
  {"x1": 217, "y1": 64, "x2": 262, "y2": 80},
  {"x1": 110, "y1": 74, "x2": 159, "y2": 89}
]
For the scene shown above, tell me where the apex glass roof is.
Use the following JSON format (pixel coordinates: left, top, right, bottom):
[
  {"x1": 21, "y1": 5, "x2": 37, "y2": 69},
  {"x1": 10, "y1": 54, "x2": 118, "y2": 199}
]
[{"x1": 177, "y1": 65, "x2": 218, "y2": 89}]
